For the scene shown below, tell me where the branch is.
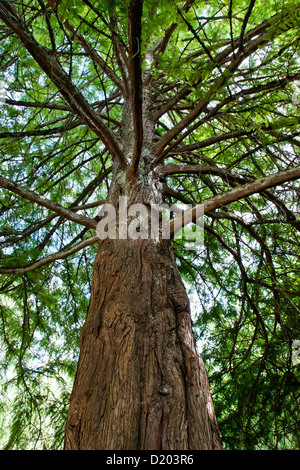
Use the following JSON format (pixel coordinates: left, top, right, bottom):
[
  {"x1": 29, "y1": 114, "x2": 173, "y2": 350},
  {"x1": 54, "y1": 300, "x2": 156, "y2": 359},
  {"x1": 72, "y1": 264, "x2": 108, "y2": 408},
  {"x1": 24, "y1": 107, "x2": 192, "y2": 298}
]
[
  {"x1": 168, "y1": 166, "x2": 300, "y2": 237},
  {"x1": 62, "y1": 20, "x2": 126, "y2": 96},
  {"x1": 153, "y1": 23, "x2": 178, "y2": 62},
  {"x1": 176, "y1": 8, "x2": 220, "y2": 68},
  {"x1": 164, "y1": 129, "x2": 251, "y2": 155},
  {"x1": 238, "y1": 0, "x2": 256, "y2": 52},
  {"x1": 152, "y1": 0, "x2": 195, "y2": 65},
  {"x1": 152, "y1": 37, "x2": 267, "y2": 164},
  {"x1": 109, "y1": 14, "x2": 130, "y2": 98},
  {"x1": 159, "y1": 7, "x2": 299, "y2": 123},
  {"x1": 158, "y1": 163, "x2": 247, "y2": 184},
  {"x1": 153, "y1": 73, "x2": 300, "y2": 158},
  {"x1": 0, "y1": 1, "x2": 127, "y2": 169},
  {"x1": 152, "y1": 84, "x2": 191, "y2": 122},
  {"x1": 0, "y1": 175, "x2": 97, "y2": 230},
  {"x1": 1, "y1": 98, "x2": 70, "y2": 111},
  {"x1": 128, "y1": 0, "x2": 144, "y2": 176},
  {"x1": 152, "y1": 7, "x2": 300, "y2": 164},
  {"x1": 69, "y1": 166, "x2": 112, "y2": 208},
  {"x1": 0, "y1": 236, "x2": 99, "y2": 274},
  {"x1": 0, "y1": 119, "x2": 81, "y2": 139},
  {"x1": 160, "y1": 163, "x2": 300, "y2": 232}
]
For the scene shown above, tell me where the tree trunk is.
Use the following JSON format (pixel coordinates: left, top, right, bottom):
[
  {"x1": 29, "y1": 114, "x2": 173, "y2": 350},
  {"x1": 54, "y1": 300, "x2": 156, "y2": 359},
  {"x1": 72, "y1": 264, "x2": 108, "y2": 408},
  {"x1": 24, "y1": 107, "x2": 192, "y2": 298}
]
[
  {"x1": 63, "y1": 88, "x2": 223, "y2": 449},
  {"x1": 63, "y1": 173, "x2": 222, "y2": 449}
]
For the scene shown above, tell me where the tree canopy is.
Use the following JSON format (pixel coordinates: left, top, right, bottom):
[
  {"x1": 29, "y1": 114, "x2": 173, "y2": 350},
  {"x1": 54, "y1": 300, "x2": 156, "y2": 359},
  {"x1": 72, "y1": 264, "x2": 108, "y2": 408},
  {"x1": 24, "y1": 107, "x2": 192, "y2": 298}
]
[{"x1": 0, "y1": 0, "x2": 299, "y2": 450}]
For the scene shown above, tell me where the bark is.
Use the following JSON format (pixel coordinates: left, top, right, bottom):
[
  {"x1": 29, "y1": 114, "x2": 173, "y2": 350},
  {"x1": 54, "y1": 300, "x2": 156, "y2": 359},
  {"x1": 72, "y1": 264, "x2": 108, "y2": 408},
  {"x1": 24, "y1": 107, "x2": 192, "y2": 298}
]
[
  {"x1": 128, "y1": 0, "x2": 144, "y2": 175},
  {"x1": 64, "y1": 175, "x2": 223, "y2": 450}
]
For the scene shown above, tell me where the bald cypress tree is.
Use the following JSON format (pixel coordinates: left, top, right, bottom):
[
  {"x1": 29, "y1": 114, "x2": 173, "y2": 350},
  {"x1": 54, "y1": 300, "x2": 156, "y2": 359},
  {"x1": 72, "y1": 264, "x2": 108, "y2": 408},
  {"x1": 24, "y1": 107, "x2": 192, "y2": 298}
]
[{"x1": 0, "y1": 0, "x2": 299, "y2": 450}]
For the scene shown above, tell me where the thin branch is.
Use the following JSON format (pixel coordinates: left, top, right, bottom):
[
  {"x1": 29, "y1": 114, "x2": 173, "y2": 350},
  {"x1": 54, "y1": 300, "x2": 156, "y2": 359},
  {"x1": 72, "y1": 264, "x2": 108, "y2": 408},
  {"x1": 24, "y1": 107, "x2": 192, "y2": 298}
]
[
  {"x1": 158, "y1": 163, "x2": 246, "y2": 184},
  {"x1": 62, "y1": 20, "x2": 126, "y2": 96},
  {"x1": 228, "y1": 0, "x2": 235, "y2": 58},
  {"x1": 239, "y1": 0, "x2": 256, "y2": 52},
  {"x1": 160, "y1": 163, "x2": 300, "y2": 232},
  {"x1": 152, "y1": 84, "x2": 191, "y2": 122},
  {"x1": 154, "y1": 72, "x2": 300, "y2": 158},
  {"x1": 1, "y1": 98, "x2": 70, "y2": 111},
  {"x1": 0, "y1": 175, "x2": 97, "y2": 230},
  {"x1": 69, "y1": 166, "x2": 112, "y2": 208},
  {"x1": 152, "y1": 6, "x2": 300, "y2": 163},
  {"x1": 153, "y1": 23, "x2": 178, "y2": 62},
  {"x1": 0, "y1": 236, "x2": 99, "y2": 274},
  {"x1": 37, "y1": 0, "x2": 56, "y2": 52},
  {"x1": 168, "y1": 166, "x2": 300, "y2": 237},
  {"x1": 177, "y1": 8, "x2": 220, "y2": 68},
  {"x1": 128, "y1": 0, "x2": 144, "y2": 176},
  {"x1": 0, "y1": 119, "x2": 81, "y2": 139},
  {"x1": 152, "y1": 15, "x2": 268, "y2": 121},
  {"x1": 110, "y1": 13, "x2": 130, "y2": 98},
  {"x1": 152, "y1": 36, "x2": 268, "y2": 164},
  {"x1": 0, "y1": 1, "x2": 127, "y2": 169},
  {"x1": 81, "y1": 0, "x2": 128, "y2": 53},
  {"x1": 188, "y1": 131, "x2": 299, "y2": 155}
]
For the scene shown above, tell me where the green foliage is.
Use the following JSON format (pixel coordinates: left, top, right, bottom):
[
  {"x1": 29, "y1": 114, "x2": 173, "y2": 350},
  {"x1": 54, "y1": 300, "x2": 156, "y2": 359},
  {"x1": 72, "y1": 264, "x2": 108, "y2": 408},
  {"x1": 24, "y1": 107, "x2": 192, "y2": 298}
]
[{"x1": 181, "y1": 221, "x2": 300, "y2": 449}]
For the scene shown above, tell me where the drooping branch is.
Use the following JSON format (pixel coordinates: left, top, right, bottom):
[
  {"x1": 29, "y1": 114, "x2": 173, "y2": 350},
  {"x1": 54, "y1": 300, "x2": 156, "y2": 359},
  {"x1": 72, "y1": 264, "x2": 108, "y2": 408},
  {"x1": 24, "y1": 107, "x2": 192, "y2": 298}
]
[
  {"x1": 153, "y1": 73, "x2": 300, "y2": 160},
  {"x1": 0, "y1": 119, "x2": 81, "y2": 139},
  {"x1": 169, "y1": 166, "x2": 300, "y2": 237},
  {"x1": 0, "y1": 175, "x2": 97, "y2": 230},
  {"x1": 0, "y1": 235, "x2": 99, "y2": 274},
  {"x1": 59, "y1": 19, "x2": 126, "y2": 96},
  {"x1": 152, "y1": 7, "x2": 300, "y2": 164},
  {"x1": 158, "y1": 163, "x2": 246, "y2": 184},
  {"x1": 0, "y1": 1, "x2": 127, "y2": 169},
  {"x1": 152, "y1": 37, "x2": 268, "y2": 164},
  {"x1": 206, "y1": 209, "x2": 290, "y2": 328}
]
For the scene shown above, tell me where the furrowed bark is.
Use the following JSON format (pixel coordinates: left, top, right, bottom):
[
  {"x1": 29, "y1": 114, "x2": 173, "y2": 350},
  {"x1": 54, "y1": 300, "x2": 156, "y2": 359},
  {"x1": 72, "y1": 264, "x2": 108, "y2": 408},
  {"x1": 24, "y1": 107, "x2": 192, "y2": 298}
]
[{"x1": 64, "y1": 236, "x2": 222, "y2": 450}]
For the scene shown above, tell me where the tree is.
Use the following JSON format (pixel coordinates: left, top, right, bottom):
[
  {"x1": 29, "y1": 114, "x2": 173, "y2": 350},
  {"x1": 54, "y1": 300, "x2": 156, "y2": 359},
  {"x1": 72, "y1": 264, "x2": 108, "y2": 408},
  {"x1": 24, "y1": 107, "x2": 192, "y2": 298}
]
[{"x1": 0, "y1": 0, "x2": 299, "y2": 450}]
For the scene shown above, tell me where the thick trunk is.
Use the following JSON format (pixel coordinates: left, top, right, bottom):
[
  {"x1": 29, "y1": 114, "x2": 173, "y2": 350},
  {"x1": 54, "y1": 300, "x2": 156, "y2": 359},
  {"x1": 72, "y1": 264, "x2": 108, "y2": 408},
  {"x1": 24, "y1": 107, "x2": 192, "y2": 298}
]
[{"x1": 63, "y1": 213, "x2": 222, "y2": 449}]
